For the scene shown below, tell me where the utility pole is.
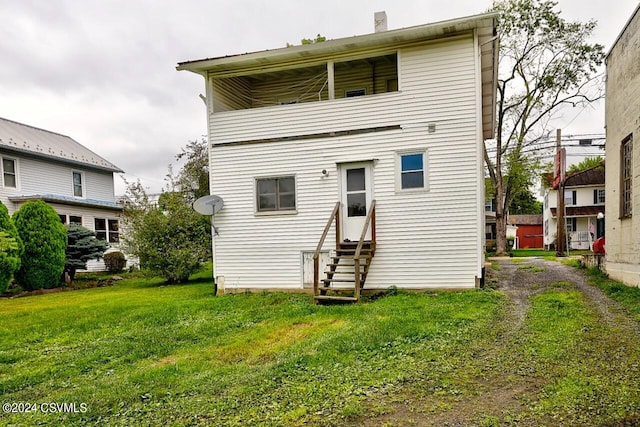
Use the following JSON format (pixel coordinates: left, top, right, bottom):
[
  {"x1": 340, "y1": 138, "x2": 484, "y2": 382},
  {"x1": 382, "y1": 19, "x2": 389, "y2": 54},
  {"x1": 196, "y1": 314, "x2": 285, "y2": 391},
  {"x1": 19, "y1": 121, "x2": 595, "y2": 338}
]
[{"x1": 556, "y1": 129, "x2": 565, "y2": 256}]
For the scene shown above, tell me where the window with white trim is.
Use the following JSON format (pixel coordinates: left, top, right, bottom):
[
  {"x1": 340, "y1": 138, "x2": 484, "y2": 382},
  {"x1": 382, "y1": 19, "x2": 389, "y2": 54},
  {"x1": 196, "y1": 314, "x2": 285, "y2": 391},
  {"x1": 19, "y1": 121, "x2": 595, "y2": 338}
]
[
  {"x1": 256, "y1": 176, "x2": 296, "y2": 212},
  {"x1": 398, "y1": 152, "x2": 426, "y2": 190},
  {"x1": 72, "y1": 171, "x2": 84, "y2": 197},
  {"x1": 2, "y1": 158, "x2": 16, "y2": 188},
  {"x1": 95, "y1": 218, "x2": 119, "y2": 243}
]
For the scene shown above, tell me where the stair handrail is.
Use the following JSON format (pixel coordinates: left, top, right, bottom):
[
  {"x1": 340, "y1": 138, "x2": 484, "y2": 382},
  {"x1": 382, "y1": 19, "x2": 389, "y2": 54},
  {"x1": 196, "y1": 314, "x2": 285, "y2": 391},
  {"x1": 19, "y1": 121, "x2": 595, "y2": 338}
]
[
  {"x1": 313, "y1": 202, "x2": 341, "y2": 295},
  {"x1": 353, "y1": 200, "x2": 376, "y2": 300},
  {"x1": 354, "y1": 200, "x2": 376, "y2": 259}
]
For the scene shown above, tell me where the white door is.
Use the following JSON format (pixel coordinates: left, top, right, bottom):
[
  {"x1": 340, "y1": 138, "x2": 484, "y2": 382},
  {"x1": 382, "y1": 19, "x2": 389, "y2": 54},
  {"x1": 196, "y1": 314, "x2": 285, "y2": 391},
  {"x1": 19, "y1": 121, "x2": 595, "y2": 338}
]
[{"x1": 340, "y1": 162, "x2": 373, "y2": 241}]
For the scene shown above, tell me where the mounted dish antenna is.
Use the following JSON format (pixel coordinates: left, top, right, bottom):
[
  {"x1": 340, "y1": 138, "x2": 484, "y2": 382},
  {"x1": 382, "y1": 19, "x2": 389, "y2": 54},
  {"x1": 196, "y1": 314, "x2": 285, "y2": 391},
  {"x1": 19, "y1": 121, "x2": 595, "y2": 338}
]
[{"x1": 193, "y1": 195, "x2": 224, "y2": 235}]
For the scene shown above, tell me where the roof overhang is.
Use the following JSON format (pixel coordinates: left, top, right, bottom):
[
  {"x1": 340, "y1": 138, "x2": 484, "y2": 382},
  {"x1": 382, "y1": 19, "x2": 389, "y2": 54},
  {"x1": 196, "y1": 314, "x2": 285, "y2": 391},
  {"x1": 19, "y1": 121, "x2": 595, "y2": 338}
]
[
  {"x1": 9, "y1": 194, "x2": 123, "y2": 211},
  {"x1": 0, "y1": 145, "x2": 124, "y2": 174},
  {"x1": 177, "y1": 13, "x2": 498, "y2": 139}
]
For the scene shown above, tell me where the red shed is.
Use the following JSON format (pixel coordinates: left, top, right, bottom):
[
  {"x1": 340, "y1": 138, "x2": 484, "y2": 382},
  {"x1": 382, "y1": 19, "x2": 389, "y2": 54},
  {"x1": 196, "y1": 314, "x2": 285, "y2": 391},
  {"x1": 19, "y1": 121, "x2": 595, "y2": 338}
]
[{"x1": 509, "y1": 214, "x2": 544, "y2": 249}]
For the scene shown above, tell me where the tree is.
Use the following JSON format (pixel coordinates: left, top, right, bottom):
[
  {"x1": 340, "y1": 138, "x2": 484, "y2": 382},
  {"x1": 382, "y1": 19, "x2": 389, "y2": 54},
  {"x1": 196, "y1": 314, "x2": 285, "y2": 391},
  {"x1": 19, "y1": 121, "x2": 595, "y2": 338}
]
[
  {"x1": 0, "y1": 202, "x2": 22, "y2": 293},
  {"x1": 13, "y1": 201, "x2": 67, "y2": 290},
  {"x1": 567, "y1": 155, "x2": 604, "y2": 175},
  {"x1": 486, "y1": 0, "x2": 604, "y2": 254},
  {"x1": 122, "y1": 188, "x2": 211, "y2": 283},
  {"x1": 510, "y1": 189, "x2": 543, "y2": 215},
  {"x1": 172, "y1": 138, "x2": 209, "y2": 203},
  {"x1": 64, "y1": 224, "x2": 109, "y2": 283}
]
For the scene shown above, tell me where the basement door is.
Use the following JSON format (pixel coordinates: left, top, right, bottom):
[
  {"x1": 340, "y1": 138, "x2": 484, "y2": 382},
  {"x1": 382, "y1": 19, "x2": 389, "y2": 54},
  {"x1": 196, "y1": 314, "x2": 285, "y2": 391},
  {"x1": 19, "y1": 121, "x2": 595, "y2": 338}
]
[{"x1": 340, "y1": 162, "x2": 373, "y2": 241}]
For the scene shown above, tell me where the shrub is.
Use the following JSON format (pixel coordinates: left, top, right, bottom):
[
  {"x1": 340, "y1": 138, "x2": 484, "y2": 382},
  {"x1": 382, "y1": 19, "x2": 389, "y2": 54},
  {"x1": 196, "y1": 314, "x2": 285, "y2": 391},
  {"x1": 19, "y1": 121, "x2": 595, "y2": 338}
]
[
  {"x1": 0, "y1": 202, "x2": 22, "y2": 293},
  {"x1": 65, "y1": 224, "x2": 109, "y2": 282},
  {"x1": 103, "y1": 251, "x2": 126, "y2": 273},
  {"x1": 13, "y1": 201, "x2": 67, "y2": 290}
]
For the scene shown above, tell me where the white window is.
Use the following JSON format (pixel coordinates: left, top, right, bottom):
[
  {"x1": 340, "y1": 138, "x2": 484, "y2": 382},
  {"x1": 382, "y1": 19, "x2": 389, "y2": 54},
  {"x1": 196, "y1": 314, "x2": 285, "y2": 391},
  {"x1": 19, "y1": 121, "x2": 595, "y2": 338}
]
[
  {"x1": 2, "y1": 158, "x2": 17, "y2": 188},
  {"x1": 72, "y1": 171, "x2": 84, "y2": 197},
  {"x1": 95, "y1": 218, "x2": 119, "y2": 243},
  {"x1": 398, "y1": 151, "x2": 427, "y2": 190},
  {"x1": 564, "y1": 190, "x2": 576, "y2": 206},
  {"x1": 59, "y1": 214, "x2": 82, "y2": 225},
  {"x1": 596, "y1": 189, "x2": 605, "y2": 204},
  {"x1": 256, "y1": 176, "x2": 296, "y2": 212}
]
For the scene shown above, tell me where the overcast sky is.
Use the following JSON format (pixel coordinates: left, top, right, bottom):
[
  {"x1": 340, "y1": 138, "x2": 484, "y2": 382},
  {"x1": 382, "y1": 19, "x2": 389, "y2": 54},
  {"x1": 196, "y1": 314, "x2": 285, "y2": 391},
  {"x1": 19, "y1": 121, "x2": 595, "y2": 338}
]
[{"x1": 1, "y1": 0, "x2": 638, "y2": 194}]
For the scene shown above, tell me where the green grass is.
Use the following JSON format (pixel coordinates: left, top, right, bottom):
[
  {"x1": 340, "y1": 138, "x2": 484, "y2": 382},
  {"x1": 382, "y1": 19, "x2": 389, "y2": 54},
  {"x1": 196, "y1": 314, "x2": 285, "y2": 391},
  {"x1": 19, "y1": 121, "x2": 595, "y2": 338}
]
[
  {"x1": 510, "y1": 249, "x2": 553, "y2": 257},
  {"x1": 3, "y1": 265, "x2": 640, "y2": 426},
  {"x1": 516, "y1": 264, "x2": 546, "y2": 272},
  {"x1": 0, "y1": 269, "x2": 503, "y2": 426},
  {"x1": 584, "y1": 267, "x2": 640, "y2": 322}
]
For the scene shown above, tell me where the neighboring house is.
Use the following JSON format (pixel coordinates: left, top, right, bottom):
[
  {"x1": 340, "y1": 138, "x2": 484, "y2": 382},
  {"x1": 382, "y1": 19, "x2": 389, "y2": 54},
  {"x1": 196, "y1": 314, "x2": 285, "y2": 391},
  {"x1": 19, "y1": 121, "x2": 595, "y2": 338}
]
[
  {"x1": 605, "y1": 4, "x2": 640, "y2": 287},
  {"x1": 0, "y1": 117, "x2": 124, "y2": 271},
  {"x1": 485, "y1": 196, "x2": 497, "y2": 249},
  {"x1": 177, "y1": 12, "x2": 498, "y2": 299},
  {"x1": 542, "y1": 164, "x2": 605, "y2": 251},
  {"x1": 508, "y1": 214, "x2": 543, "y2": 249}
]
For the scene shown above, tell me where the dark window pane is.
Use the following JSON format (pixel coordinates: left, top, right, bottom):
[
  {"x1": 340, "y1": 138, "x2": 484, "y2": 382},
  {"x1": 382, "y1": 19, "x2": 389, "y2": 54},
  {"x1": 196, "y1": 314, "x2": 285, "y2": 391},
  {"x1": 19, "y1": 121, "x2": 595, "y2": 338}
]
[
  {"x1": 278, "y1": 177, "x2": 295, "y2": 193},
  {"x1": 95, "y1": 218, "x2": 106, "y2": 230},
  {"x1": 401, "y1": 153, "x2": 423, "y2": 172},
  {"x1": 108, "y1": 220, "x2": 119, "y2": 232},
  {"x1": 402, "y1": 171, "x2": 424, "y2": 189},
  {"x1": 70, "y1": 216, "x2": 82, "y2": 224},
  {"x1": 347, "y1": 193, "x2": 366, "y2": 217},
  {"x1": 346, "y1": 89, "x2": 365, "y2": 97},
  {"x1": 96, "y1": 231, "x2": 107, "y2": 240},
  {"x1": 258, "y1": 179, "x2": 276, "y2": 195},
  {"x1": 59, "y1": 215, "x2": 67, "y2": 224},
  {"x1": 4, "y1": 174, "x2": 16, "y2": 188},
  {"x1": 346, "y1": 168, "x2": 365, "y2": 192},
  {"x1": 279, "y1": 194, "x2": 296, "y2": 209},
  {"x1": 3, "y1": 159, "x2": 15, "y2": 174},
  {"x1": 259, "y1": 195, "x2": 276, "y2": 210},
  {"x1": 109, "y1": 232, "x2": 119, "y2": 243}
]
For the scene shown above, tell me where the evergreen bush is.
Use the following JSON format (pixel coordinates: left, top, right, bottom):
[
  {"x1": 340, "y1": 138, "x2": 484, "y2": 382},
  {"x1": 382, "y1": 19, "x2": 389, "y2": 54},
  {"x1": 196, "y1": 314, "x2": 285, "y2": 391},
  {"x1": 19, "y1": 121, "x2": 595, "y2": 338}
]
[
  {"x1": 0, "y1": 202, "x2": 22, "y2": 294},
  {"x1": 65, "y1": 224, "x2": 109, "y2": 282},
  {"x1": 13, "y1": 201, "x2": 67, "y2": 290}
]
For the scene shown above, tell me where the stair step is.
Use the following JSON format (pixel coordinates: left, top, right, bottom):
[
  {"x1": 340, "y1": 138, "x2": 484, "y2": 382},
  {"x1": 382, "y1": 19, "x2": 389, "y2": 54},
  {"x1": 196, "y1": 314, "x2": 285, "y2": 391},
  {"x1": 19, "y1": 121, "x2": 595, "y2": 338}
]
[
  {"x1": 323, "y1": 278, "x2": 356, "y2": 283},
  {"x1": 332, "y1": 255, "x2": 372, "y2": 260},
  {"x1": 314, "y1": 295, "x2": 358, "y2": 302}
]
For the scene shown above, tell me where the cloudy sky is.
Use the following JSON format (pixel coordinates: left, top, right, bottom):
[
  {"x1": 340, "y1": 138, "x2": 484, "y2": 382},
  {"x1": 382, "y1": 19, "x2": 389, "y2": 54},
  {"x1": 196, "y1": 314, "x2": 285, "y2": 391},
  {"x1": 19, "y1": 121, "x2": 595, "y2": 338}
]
[{"x1": 1, "y1": 0, "x2": 638, "y2": 194}]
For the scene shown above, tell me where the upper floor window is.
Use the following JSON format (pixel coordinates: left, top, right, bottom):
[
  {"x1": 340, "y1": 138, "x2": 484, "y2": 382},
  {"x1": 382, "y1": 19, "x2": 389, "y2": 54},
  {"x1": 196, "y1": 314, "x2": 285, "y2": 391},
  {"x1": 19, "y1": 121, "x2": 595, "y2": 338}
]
[
  {"x1": 72, "y1": 171, "x2": 84, "y2": 197},
  {"x1": 594, "y1": 189, "x2": 605, "y2": 204},
  {"x1": 621, "y1": 134, "x2": 633, "y2": 218},
  {"x1": 399, "y1": 152, "x2": 426, "y2": 190},
  {"x1": 345, "y1": 88, "x2": 366, "y2": 98},
  {"x1": 95, "y1": 218, "x2": 119, "y2": 243},
  {"x1": 485, "y1": 198, "x2": 496, "y2": 212},
  {"x1": 256, "y1": 176, "x2": 296, "y2": 212},
  {"x1": 2, "y1": 158, "x2": 16, "y2": 188},
  {"x1": 564, "y1": 190, "x2": 576, "y2": 206}
]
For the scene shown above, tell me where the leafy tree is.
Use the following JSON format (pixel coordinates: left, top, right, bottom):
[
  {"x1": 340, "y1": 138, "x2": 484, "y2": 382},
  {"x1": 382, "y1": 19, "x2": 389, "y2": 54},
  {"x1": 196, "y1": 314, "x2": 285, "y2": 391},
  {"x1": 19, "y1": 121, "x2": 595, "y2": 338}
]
[
  {"x1": 13, "y1": 201, "x2": 67, "y2": 290},
  {"x1": 0, "y1": 202, "x2": 22, "y2": 293},
  {"x1": 64, "y1": 224, "x2": 109, "y2": 283},
  {"x1": 172, "y1": 138, "x2": 209, "y2": 203},
  {"x1": 510, "y1": 189, "x2": 543, "y2": 215},
  {"x1": 122, "y1": 181, "x2": 211, "y2": 284},
  {"x1": 486, "y1": 0, "x2": 604, "y2": 254},
  {"x1": 567, "y1": 155, "x2": 604, "y2": 175}
]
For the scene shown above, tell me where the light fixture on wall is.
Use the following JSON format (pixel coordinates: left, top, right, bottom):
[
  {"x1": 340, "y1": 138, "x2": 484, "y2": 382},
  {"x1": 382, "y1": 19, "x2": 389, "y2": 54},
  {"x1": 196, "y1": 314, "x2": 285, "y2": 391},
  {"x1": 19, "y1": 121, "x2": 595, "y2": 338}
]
[{"x1": 321, "y1": 169, "x2": 329, "y2": 177}]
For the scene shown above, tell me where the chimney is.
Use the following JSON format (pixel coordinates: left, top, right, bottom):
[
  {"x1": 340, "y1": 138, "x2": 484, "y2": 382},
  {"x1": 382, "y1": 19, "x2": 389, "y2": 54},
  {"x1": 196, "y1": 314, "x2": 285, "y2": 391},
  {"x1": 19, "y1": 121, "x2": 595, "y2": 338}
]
[{"x1": 374, "y1": 11, "x2": 387, "y2": 33}]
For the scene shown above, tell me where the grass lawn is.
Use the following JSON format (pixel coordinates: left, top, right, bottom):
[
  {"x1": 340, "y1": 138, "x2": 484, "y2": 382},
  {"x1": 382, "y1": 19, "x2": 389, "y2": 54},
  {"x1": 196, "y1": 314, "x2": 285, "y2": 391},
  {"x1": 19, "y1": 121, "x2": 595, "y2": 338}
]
[
  {"x1": 0, "y1": 267, "x2": 502, "y2": 426},
  {"x1": 1, "y1": 265, "x2": 640, "y2": 426}
]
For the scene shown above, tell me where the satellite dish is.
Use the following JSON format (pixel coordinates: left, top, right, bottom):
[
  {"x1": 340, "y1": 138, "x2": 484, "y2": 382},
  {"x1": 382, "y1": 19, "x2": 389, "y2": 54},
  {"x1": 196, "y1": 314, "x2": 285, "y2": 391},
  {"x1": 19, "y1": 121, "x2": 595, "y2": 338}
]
[{"x1": 193, "y1": 195, "x2": 224, "y2": 216}]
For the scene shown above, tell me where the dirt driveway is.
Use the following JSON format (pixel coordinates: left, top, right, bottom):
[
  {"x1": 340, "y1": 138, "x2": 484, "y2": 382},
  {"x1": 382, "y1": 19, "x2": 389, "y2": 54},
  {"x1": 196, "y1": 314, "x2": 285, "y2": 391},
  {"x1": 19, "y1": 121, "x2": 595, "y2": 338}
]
[{"x1": 362, "y1": 257, "x2": 640, "y2": 426}]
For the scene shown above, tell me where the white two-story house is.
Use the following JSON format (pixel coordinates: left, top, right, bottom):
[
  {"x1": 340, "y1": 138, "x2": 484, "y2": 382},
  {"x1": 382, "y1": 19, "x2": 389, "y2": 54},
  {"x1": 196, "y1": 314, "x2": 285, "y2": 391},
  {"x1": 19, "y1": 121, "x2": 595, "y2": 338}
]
[
  {"x1": 178, "y1": 13, "x2": 498, "y2": 300},
  {"x1": 542, "y1": 163, "x2": 605, "y2": 251},
  {"x1": 0, "y1": 117, "x2": 124, "y2": 270}
]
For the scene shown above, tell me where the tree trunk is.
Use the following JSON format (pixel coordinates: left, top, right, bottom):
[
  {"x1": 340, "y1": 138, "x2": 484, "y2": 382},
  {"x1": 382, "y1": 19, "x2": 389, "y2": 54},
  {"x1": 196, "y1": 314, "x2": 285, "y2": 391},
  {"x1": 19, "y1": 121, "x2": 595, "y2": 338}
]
[{"x1": 494, "y1": 176, "x2": 508, "y2": 255}]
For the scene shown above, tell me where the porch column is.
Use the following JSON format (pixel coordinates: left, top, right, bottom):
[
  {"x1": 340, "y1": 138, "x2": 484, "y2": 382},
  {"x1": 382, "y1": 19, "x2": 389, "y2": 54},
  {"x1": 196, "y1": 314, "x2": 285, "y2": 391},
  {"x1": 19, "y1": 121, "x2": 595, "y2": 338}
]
[{"x1": 327, "y1": 61, "x2": 335, "y2": 100}]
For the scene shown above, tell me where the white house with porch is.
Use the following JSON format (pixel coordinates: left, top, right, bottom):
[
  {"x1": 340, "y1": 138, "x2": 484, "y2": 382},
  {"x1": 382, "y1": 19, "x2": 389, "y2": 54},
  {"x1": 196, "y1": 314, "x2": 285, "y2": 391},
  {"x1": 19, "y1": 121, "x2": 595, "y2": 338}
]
[
  {"x1": 177, "y1": 12, "x2": 498, "y2": 302},
  {"x1": 542, "y1": 163, "x2": 606, "y2": 251}
]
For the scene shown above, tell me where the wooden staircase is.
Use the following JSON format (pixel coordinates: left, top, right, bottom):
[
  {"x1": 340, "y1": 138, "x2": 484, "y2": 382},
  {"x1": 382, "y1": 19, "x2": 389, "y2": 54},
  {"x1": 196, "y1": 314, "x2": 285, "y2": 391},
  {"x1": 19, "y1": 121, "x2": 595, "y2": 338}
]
[{"x1": 313, "y1": 201, "x2": 376, "y2": 304}]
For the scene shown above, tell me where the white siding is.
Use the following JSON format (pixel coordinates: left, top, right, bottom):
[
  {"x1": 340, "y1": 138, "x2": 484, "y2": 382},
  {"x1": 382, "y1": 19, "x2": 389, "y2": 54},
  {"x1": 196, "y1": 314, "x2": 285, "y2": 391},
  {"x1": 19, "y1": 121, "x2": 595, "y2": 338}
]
[
  {"x1": 209, "y1": 36, "x2": 483, "y2": 290},
  {"x1": 0, "y1": 153, "x2": 117, "y2": 214}
]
